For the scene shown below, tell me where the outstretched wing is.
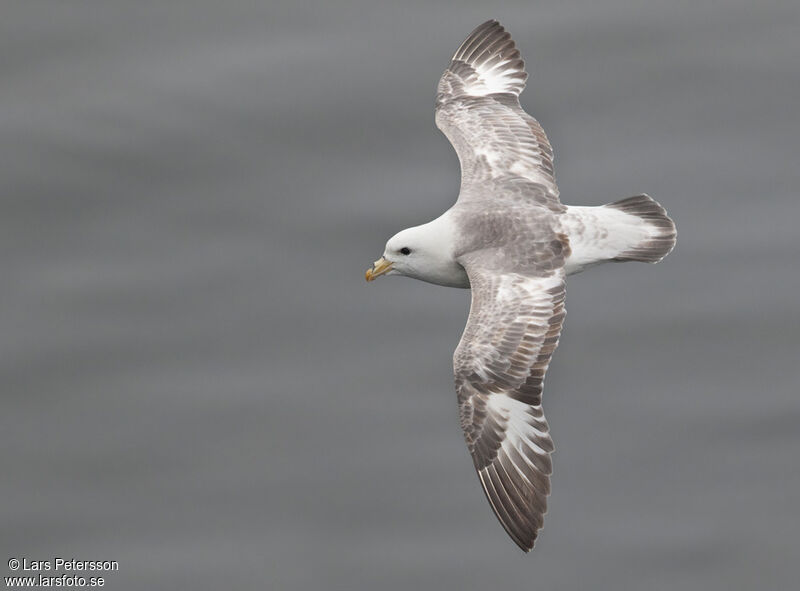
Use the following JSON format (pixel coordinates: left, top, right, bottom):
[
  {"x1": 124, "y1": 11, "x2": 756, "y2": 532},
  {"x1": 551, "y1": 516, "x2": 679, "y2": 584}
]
[
  {"x1": 454, "y1": 259, "x2": 566, "y2": 551},
  {"x1": 436, "y1": 20, "x2": 560, "y2": 206}
]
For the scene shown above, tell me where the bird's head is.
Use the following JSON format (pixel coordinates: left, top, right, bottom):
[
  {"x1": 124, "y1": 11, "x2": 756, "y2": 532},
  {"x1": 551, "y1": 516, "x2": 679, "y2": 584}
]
[
  {"x1": 365, "y1": 226, "x2": 429, "y2": 282},
  {"x1": 365, "y1": 215, "x2": 466, "y2": 287}
]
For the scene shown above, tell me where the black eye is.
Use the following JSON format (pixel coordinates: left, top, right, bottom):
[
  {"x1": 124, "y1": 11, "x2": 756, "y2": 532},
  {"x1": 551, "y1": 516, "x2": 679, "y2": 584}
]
[{"x1": 400, "y1": 247, "x2": 411, "y2": 255}]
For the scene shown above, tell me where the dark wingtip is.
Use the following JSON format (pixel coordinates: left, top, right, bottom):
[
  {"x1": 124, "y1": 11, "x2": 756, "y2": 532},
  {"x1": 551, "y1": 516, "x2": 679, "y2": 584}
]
[{"x1": 517, "y1": 540, "x2": 535, "y2": 553}]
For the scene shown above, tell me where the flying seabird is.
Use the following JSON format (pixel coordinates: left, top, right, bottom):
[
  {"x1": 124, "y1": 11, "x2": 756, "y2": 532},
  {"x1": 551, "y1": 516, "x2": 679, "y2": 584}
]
[{"x1": 365, "y1": 20, "x2": 676, "y2": 552}]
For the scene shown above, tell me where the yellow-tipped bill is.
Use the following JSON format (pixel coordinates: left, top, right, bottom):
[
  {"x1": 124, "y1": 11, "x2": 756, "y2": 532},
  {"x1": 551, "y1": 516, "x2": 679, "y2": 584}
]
[{"x1": 365, "y1": 257, "x2": 393, "y2": 282}]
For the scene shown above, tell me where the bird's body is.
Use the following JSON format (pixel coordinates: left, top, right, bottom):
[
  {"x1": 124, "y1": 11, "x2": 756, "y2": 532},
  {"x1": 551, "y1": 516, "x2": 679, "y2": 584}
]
[
  {"x1": 366, "y1": 20, "x2": 676, "y2": 552},
  {"x1": 383, "y1": 195, "x2": 674, "y2": 288}
]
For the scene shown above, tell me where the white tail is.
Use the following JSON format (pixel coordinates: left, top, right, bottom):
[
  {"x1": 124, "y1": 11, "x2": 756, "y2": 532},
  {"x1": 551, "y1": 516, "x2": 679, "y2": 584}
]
[{"x1": 561, "y1": 194, "x2": 676, "y2": 275}]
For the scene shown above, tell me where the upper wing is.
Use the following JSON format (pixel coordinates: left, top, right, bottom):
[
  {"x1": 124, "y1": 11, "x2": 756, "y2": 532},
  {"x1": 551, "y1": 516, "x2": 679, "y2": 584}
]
[
  {"x1": 436, "y1": 20, "x2": 560, "y2": 205},
  {"x1": 454, "y1": 260, "x2": 566, "y2": 551}
]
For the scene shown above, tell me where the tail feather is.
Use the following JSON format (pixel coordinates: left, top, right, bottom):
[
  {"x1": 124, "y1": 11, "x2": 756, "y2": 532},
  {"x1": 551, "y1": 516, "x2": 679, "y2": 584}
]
[{"x1": 605, "y1": 194, "x2": 676, "y2": 263}]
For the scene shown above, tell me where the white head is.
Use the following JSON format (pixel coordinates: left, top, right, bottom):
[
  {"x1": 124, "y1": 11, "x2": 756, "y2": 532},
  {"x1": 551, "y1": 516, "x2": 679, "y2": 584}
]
[{"x1": 365, "y1": 216, "x2": 468, "y2": 287}]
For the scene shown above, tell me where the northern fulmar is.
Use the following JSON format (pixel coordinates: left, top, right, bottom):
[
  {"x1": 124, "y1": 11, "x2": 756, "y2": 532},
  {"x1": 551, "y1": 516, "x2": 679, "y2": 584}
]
[{"x1": 365, "y1": 20, "x2": 676, "y2": 552}]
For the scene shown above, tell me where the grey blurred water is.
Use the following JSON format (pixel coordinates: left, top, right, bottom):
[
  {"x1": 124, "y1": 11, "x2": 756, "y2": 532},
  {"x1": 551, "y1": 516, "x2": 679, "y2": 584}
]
[{"x1": 2, "y1": 1, "x2": 799, "y2": 589}]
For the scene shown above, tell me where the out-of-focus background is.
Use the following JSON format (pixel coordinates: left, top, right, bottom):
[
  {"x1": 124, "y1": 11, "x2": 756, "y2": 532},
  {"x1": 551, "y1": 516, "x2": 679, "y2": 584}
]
[{"x1": 2, "y1": 1, "x2": 798, "y2": 589}]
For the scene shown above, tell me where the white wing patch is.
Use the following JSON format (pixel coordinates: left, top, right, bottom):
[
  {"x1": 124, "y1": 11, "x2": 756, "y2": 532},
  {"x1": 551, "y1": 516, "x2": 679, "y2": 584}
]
[
  {"x1": 488, "y1": 395, "x2": 552, "y2": 464},
  {"x1": 460, "y1": 55, "x2": 526, "y2": 97},
  {"x1": 448, "y1": 20, "x2": 528, "y2": 97}
]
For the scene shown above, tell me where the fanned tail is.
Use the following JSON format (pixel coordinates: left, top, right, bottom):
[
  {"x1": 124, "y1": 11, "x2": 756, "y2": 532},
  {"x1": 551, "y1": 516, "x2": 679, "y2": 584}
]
[{"x1": 605, "y1": 194, "x2": 676, "y2": 263}]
